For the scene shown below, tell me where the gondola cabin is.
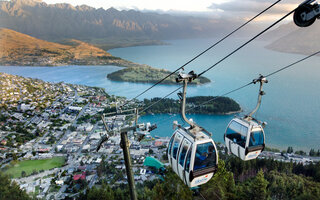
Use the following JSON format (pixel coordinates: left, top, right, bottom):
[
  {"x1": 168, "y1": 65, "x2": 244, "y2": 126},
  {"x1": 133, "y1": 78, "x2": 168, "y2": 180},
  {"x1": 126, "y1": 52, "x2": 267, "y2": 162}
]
[
  {"x1": 224, "y1": 118, "x2": 265, "y2": 161},
  {"x1": 167, "y1": 127, "x2": 218, "y2": 188}
]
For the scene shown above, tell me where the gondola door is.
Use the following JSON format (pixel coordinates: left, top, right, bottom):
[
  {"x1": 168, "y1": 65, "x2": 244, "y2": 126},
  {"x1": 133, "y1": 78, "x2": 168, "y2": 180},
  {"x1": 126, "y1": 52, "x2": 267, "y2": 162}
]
[
  {"x1": 171, "y1": 132, "x2": 183, "y2": 175},
  {"x1": 225, "y1": 119, "x2": 248, "y2": 160},
  {"x1": 177, "y1": 138, "x2": 191, "y2": 185}
]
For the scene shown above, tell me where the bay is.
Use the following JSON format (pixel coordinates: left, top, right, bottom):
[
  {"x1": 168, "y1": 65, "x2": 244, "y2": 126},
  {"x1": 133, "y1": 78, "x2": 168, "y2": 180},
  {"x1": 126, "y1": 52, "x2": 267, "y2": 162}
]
[{"x1": 0, "y1": 37, "x2": 319, "y2": 151}]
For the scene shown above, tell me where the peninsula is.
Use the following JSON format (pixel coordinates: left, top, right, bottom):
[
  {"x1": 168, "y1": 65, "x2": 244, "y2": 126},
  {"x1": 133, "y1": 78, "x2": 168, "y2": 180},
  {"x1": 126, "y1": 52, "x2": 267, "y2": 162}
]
[
  {"x1": 0, "y1": 28, "x2": 149, "y2": 67},
  {"x1": 142, "y1": 96, "x2": 241, "y2": 115}
]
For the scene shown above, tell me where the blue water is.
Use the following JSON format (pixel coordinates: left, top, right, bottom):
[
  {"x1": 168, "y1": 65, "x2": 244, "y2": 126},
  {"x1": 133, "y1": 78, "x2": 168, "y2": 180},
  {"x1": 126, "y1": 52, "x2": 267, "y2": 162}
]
[{"x1": 1, "y1": 37, "x2": 319, "y2": 151}]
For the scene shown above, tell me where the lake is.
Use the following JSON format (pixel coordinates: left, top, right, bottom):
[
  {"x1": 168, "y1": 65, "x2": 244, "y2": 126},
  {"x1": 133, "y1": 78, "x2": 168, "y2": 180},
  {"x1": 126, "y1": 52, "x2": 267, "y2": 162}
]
[{"x1": 1, "y1": 37, "x2": 319, "y2": 151}]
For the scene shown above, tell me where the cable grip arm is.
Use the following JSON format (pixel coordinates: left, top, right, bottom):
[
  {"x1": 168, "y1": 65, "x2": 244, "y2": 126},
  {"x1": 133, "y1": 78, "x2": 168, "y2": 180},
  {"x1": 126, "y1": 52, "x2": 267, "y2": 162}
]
[{"x1": 246, "y1": 75, "x2": 268, "y2": 120}]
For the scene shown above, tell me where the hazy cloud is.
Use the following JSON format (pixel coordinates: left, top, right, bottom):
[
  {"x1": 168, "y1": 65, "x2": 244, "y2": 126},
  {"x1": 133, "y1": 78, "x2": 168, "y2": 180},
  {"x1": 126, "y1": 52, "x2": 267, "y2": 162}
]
[
  {"x1": 208, "y1": 0, "x2": 300, "y2": 14},
  {"x1": 207, "y1": 0, "x2": 304, "y2": 22}
]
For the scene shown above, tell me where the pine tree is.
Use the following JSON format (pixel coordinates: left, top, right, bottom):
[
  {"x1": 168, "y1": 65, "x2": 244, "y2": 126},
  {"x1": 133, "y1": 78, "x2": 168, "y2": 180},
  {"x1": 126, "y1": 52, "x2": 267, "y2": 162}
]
[
  {"x1": 86, "y1": 184, "x2": 114, "y2": 200},
  {"x1": 309, "y1": 149, "x2": 315, "y2": 156},
  {"x1": 0, "y1": 172, "x2": 31, "y2": 200},
  {"x1": 201, "y1": 160, "x2": 236, "y2": 200},
  {"x1": 250, "y1": 169, "x2": 269, "y2": 200},
  {"x1": 151, "y1": 169, "x2": 192, "y2": 200}
]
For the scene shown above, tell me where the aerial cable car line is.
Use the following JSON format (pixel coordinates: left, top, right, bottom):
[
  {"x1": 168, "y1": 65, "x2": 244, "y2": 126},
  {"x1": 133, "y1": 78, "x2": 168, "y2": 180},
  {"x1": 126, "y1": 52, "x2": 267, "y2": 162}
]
[
  {"x1": 191, "y1": 50, "x2": 320, "y2": 111},
  {"x1": 125, "y1": 86, "x2": 182, "y2": 123},
  {"x1": 120, "y1": 0, "x2": 283, "y2": 107},
  {"x1": 139, "y1": 86, "x2": 182, "y2": 114},
  {"x1": 151, "y1": 49, "x2": 320, "y2": 127},
  {"x1": 166, "y1": 46, "x2": 320, "y2": 185},
  {"x1": 265, "y1": 50, "x2": 320, "y2": 78},
  {"x1": 197, "y1": 8, "x2": 296, "y2": 77}
]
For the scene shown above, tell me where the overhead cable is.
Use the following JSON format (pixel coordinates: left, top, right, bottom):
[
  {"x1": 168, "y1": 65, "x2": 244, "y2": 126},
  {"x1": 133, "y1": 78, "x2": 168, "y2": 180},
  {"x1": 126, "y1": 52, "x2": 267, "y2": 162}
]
[
  {"x1": 122, "y1": 0, "x2": 283, "y2": 105},
  {"x1": 198, "y1": 8, "x2": 296, "y2": 77},
  {"x1": 152, "y1": 50, "x2": 320, "y2": 125}
]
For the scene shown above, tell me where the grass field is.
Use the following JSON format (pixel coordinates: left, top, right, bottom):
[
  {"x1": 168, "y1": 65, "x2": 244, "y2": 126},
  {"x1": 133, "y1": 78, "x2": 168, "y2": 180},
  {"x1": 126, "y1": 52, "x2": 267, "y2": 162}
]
[{"x1": 3, "y1": 157, "x2": 65, "y2": 178}]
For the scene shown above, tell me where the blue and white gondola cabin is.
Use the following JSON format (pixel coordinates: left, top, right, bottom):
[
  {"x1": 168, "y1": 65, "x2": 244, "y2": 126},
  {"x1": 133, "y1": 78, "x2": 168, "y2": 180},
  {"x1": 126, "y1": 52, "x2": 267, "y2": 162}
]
[
  {"x1": 224, "y1": 118, "x2": 265, "y2": 161},
  {"x1": 168, "y1": 127, "x2": 218, "y2": 188}
]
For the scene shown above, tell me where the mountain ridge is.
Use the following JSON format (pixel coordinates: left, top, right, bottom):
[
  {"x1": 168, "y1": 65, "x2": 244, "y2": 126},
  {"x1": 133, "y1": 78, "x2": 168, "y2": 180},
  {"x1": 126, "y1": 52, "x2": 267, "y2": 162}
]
[
  {"x1": 0, "y1": 0, "x2": 234, "y2": 45},
  {"x1": 0, "y1": 28, "x2": 144, "y2": 67}
]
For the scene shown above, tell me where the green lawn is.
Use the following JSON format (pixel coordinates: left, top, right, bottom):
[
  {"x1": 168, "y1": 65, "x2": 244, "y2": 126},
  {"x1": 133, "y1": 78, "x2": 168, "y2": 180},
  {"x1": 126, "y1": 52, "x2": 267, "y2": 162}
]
[{"x1": 3, "y1": 157, "x2": 65, "y2": 178}]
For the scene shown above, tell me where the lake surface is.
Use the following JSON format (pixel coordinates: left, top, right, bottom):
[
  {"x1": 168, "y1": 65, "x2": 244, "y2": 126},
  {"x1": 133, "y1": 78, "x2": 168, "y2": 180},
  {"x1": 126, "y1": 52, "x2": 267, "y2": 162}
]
[{"x1": 1, "y1": 37, "x2": 319, "y2": 151}]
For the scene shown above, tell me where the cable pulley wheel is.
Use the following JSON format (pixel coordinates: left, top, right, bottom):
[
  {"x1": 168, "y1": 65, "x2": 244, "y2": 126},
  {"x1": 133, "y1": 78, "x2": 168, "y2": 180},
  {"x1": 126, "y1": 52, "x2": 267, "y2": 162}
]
[{"x1": 293, "y1": 4, "x2": 316, "y2": 27}]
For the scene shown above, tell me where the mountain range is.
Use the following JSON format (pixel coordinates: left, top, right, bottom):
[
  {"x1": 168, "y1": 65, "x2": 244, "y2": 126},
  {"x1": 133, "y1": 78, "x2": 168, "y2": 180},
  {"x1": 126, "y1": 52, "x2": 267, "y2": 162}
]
[
  {"x1": 0, "y1": 0, "x2": 319, "y2": 55},
  {"x1": 0, "y1": 0, "x2": 234, "y2": 48}
]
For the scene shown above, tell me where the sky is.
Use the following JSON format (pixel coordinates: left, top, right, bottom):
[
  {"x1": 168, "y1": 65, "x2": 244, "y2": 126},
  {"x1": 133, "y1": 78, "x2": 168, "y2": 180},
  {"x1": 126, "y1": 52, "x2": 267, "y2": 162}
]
[{"x1": 42, "y1": 0, "x2": 302, "y2": 22}]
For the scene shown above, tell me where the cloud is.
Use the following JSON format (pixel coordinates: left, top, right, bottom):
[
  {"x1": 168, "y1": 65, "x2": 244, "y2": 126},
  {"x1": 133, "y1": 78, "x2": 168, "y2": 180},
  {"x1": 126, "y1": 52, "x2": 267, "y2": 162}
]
[
  {"x1": 207, "y1": 0, "x2": 302, "y2": 22},
  {"x1": 208, "y1": 0, "x2": 299, "y2": 14}
]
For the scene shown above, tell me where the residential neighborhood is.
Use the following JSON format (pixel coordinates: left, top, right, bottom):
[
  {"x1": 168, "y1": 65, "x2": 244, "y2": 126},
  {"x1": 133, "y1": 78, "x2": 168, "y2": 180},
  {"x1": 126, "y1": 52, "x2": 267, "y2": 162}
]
[
  {"x1": 0, "y1": 72, "x2": 169, "y2": 199},
  {"x1": 0, "y1": 72, "x2": 319, "y2": 199}
]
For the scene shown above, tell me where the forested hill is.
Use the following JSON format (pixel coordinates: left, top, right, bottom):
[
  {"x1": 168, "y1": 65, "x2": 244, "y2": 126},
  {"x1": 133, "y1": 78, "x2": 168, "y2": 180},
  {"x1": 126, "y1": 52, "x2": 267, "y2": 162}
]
[
  {"x1": 107, "y1": 66, "x2": 211, "y2": 85},
  {"x1": 143, "y1": 96, "x2": 241, "y2": 115}
]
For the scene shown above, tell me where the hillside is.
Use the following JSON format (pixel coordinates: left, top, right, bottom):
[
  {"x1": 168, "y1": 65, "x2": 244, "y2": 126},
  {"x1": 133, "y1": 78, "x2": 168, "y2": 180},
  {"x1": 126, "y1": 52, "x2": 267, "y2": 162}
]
[
  {"x1": 0, "y1": 28, "x2": 146, "y2": 67},
  {"x1": 265, "y1": 21, "x2": 320, "y2": 55},
  {"x1": 107, "y1": 66, "x2": 211, "y2": 85},
  {"x1": 142, "y1": 96, "x2": 240, "y2": 114}
]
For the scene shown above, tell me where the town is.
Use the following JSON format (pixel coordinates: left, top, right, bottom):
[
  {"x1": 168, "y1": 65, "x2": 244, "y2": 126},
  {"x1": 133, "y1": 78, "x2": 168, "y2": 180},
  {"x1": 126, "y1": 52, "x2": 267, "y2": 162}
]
[{"x1": 0, "y1": 72, "x2": 319, "y2": 199}]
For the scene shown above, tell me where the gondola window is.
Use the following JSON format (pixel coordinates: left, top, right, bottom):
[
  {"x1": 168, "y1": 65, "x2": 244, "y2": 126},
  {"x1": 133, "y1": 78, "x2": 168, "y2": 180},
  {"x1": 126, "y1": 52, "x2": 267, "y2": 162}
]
[{"x1": 194, "y1": 142, "x2": 216, "y2": 170}]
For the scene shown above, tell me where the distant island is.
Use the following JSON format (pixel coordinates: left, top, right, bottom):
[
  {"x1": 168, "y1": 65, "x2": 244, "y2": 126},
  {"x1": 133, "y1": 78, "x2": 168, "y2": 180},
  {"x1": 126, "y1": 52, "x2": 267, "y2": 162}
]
[
  {"x1": 142, "y1": 96, "x2": 241, "y2": 115},
  {"x1": 107, "y1": 66, "x2": 211, "y2": 85}
]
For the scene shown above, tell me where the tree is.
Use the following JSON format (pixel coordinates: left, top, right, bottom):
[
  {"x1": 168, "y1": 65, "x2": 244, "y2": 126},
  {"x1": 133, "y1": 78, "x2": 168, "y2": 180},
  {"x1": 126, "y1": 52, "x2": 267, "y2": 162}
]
[
  {"x1": 151, "y1": 168, "x2": 192, "y2": 200},
  {"x1": 86, "y1": 184, "x2": 114, "y2": 200},
  {"x1": 0, "y1": 172, "x2": 31, "y2": 200},
  {"x1": 287, "y1": 146, "x2": 294, "y2": 153},
  {"x1": 295, "y1": 150, "x2": 306, "y2": 156},
  {"x1": 12, "y1": 153, "x2": 17, "y2": 161},
  {"x1": 31, "y1": 169, "x2": 37, "y2": 175},
  {"x1": 309, "y1": 149, "x2": 315, "y2": 156},
  {"x1": 69, "y1": 126, "x2": 76, "y2": 131},
  {"x1": 201, "y1": 160, "x2": 236, "y2": 200},
  {"x1": 149, "y1": 149, "x2": 154, "y2": 154},
  {"x1": 249, "y1": 169, "x2": 269, "y2": 200}
]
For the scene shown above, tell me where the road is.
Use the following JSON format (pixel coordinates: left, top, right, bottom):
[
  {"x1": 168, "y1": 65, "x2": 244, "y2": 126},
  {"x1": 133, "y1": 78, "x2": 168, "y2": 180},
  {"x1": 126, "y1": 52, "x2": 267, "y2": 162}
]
[
  {"x1": 50, "y1": 101, "x2": 89, "y2": 154},
  {"x1": 88, "y1": 174, "x2": 98, "y2": 188},
  {"x1": 13, "y1": 167, "x2": 61, "y2": 184}
]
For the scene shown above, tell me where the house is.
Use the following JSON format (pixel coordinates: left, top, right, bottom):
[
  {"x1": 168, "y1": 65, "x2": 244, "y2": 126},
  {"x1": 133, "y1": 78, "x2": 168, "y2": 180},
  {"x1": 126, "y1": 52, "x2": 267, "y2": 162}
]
[
  {"x1": 0, "y1": 139, "x2": 7, "y2": 146},
  {"x1": 154, "y1": 141, "x2": 163, "y2": 147},
  {"x1": 38, "y1": 148, "x2": 49, "y2": 153},
  {"x1": 73, "y1": 172, "x2": 86, "y2": 181},
  {"x1": 55, "y1": 180, "x2": 64, "y2": 185}
]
